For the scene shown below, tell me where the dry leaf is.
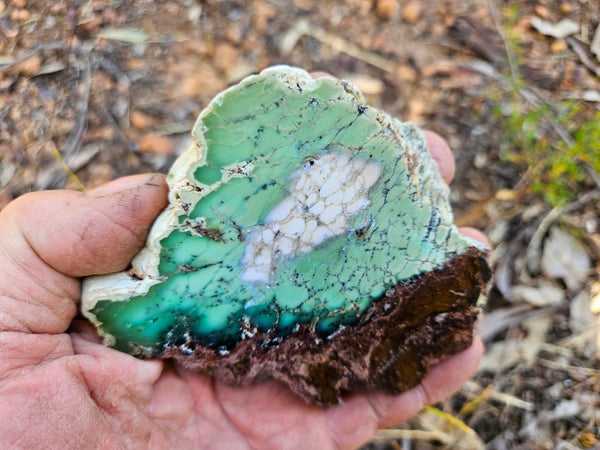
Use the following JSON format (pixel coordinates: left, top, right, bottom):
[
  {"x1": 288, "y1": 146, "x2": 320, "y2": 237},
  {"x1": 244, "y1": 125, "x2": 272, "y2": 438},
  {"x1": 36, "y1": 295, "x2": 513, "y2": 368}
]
[
  {"x1": 531, "y1": 17, "x2": 579, "y2": 39},
  {"x1": 569, "y1": 290, "x2": 596, "y2": 333},
  {"x1": 479, "y1": 314, "x2": 552, "y2": 373},
  {"x1": 592, "y1": 24, "x2": 600, "y2": 63},
  {"x1": 541, "y1": 226, "x2": 591, "y2": 291},
  {"x1": 512, "y1": 280, "x2": 565, "y2": 307}
]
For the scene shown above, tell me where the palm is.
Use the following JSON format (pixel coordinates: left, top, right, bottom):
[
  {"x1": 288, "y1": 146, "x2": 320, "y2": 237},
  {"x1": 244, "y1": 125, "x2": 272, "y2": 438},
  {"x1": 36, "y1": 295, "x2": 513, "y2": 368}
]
[
  {"x1": 4, "y1": 326, "x2": 472, "y2": 449},
  {"x1": 0, "y1": 132, "x2": 485, "y2": 447},
  {"x1": 0, "y1": 328, "x2": 372, "y2": 448}
]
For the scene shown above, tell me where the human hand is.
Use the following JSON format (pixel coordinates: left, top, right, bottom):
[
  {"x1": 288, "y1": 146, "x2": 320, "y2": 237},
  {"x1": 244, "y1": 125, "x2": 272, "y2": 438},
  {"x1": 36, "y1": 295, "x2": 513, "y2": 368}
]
[{"x1": 0, "y1": 132, "x2": 486, "y2": 449}]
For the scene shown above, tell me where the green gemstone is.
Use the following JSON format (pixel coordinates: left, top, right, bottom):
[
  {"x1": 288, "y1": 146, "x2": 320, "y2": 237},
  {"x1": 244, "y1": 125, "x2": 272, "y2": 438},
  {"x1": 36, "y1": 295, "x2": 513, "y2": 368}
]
[{"x1": 82, "y1": 66, "x2": 480, "y2": 355}]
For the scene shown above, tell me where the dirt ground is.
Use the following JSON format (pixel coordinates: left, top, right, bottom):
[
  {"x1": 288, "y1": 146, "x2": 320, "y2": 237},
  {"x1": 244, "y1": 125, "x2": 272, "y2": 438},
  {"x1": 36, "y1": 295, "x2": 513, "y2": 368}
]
[{"x1": 1, "y1": 0, "x2": 600, "y2": 448}]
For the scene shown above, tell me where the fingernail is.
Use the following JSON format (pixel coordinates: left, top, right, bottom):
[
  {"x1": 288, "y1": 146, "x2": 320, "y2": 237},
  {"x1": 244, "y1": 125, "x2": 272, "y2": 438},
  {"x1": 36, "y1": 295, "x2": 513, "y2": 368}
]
[{"x1": 86, "y1": 174, "x2": 163, "y2": 197}]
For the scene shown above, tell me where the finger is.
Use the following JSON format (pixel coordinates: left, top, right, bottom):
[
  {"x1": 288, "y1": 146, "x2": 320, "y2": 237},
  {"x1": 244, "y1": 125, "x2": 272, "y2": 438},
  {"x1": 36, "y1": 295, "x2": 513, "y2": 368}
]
[
  {"x1": 310, "y1": 71, "x2": 335, "y2": 79},
  {"x1": 324, "y1": 338, "x2": 484, "y2": 447},
  {"x1": 0, "y1": 174, "x2": 167, "y2": 333},
  {"x1": 369, "y1": 338, "x2": 484, "y2": 430},
  {"x1": 458, "y1": 226, "x2": 491, "y2": 248},
  {"x1": 423, "y1": 130, "x2": 455, "y2": 184},
  {"x1": 1, "y1": 174, "x2": 167, "y2": 278}
]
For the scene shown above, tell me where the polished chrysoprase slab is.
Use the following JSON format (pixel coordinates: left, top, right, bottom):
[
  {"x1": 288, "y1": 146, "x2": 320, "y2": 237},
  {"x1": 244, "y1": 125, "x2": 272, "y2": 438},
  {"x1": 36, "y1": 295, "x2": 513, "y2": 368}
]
[{"x1": 82, "y1": 66, "x2": 490, "y2": 406}]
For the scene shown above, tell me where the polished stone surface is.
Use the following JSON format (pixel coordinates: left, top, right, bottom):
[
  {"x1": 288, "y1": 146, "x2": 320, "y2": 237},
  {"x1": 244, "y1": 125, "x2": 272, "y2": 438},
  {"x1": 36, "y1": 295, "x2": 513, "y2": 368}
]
[{"x1": 82, "y1": 66, "x2": 490, "y2": 405}]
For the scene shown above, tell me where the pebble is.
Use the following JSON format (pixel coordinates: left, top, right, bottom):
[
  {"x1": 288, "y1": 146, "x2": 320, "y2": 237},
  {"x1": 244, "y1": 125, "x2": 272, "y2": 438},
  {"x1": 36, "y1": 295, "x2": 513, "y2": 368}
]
[
  {"x1": 10, "y1": 8, "x2": 29, "y2": 21},
  {"x1": 396, "y1": 62, "x2": 417, "y2": 83},
  {"x1": 534, "y1": 5, "x2": 550, "y2": 19},
  {"x1": 560, "y1": 3, "x2": 574, "y2": 14},
  {"x1": 375, "y1": 0, "x2": 398, "y2": 21},
  {"x1": 0, "y1": 20, "x2": 19, "y2": 38},
  {"x1": 551, "y1": 39, "x2": 567, "y2": 53},
  {"x1": 16, "y1": 54, "x2": 41, "y2": 76},
  {"x1": 402, "y1": 1, "x2": 423, "y2": 23},
  {"x1": 130, "y1": 111, "x2": 156, "y2": 130},
  {"x1": 138, "y1": 134, "x2": 174, "y2": 156}
]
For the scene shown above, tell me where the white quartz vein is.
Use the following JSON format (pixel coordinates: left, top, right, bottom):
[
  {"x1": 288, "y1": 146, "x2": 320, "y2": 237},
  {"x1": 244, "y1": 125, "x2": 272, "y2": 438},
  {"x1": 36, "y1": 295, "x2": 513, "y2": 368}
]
[{"x1": 241, "y1": 153, "x2": 382, "y2": 283}]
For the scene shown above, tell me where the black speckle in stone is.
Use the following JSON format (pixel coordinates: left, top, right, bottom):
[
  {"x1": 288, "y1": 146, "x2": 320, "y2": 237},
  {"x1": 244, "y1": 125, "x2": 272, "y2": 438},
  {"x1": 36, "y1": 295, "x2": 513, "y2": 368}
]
[{"x1": 357, "y1": 105, "x2": 367, "y2": 114}]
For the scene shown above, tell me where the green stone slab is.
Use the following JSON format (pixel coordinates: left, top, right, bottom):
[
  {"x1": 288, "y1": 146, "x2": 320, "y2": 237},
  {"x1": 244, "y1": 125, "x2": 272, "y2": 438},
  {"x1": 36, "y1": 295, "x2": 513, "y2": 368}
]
[{"x1": 82, "y1": 66, "x2": 491, "y2": 406}]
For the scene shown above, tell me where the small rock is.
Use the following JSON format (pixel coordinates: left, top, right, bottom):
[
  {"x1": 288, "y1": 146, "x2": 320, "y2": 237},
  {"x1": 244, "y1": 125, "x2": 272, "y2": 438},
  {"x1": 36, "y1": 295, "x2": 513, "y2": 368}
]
[
  {"x1": 10, "y1": 0, "x2": 25, "y2": 7},
  {"x1": 0, "y1": 19, "x2": 19, "y2": 39},
  {"x1": 534, "y1": 5, "x2": 550, "y2": 19},
  {"x1": 495, "y1": 189, "x2": 518, "y2": 201},
  {"x1": 10, "y1": 8, "x2": 29, "y2": 22},
  {"x1": 16, "y1": 54, "x2": 41, "y2": 76},
  {"x1": 551, "y1": 39, "x2": 568, "y2": 53},
  {"x1": 138, "y1": 134, "x2": 174, "y2": 156},
  {"x1": 130, "y1": 110, "x2": 156, "y2": 130},
  {"x1": 402, "y1": 1, "x2": 422, "y2": 23},
  {"x1": 213, "y1": 42, "x2": 239, "y2": 76},
  {"x1": 560, "y1": 3, "x2": 574, "y2": 14},
  {"x1": 395, "y1": 62, "x2": 417, "y2": 83},
  {"x1": 375, "y1": 0, "x2": 398, "y2": 20},
  {"x1": 83, "y1": 126, "x2": 115, "y2": 143}
]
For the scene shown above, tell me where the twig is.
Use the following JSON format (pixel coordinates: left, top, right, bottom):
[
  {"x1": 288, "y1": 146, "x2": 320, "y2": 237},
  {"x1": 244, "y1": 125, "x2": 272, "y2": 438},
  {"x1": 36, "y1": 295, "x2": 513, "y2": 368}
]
[
  {"x1": 49, "y1": 146, "x2": 85, "y2": 191},
  {"x1": 566, "y1": 36, "x2": 600, "y2": 77},
  {"x1": 62, "y1": 55, "x2": 92, "y2": 160},
  {"x1": 537, "y1": 357, "x2": 600, "y2": 377},
  {"x1": 0, "y1": 41, "x2": 95, "y2": 72},
  {"x1": 462, "y1": 381, "x2": 536, "y2": 412},
  {"x1": 96, "y1": 103, "x2": 136, "y2": 153},
  {"x1": 373, "y1": 428, "x2": 452, "y2": 444},
  {"x1": 290, "y1": 19, "x2": 396, "y2": 73},
  {"x1": 91, "y1": 52, "x2": 132, "y2": 127},
  {"x1": 581, "y1": 160, "x2": 600, "y2": 190},
  {"x1": 487, "y1": 0, "x2": 519, "y2": 83}
]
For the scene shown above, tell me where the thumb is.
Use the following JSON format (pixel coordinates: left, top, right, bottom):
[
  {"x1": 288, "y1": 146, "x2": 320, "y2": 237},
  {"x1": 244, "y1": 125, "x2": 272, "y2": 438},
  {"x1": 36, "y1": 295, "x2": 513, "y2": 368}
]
[
  {"x1": 1, "y1": 174, "x2": 168, "y2": 278},
  {"x1": 0, "y1": 175, "x2": 167, "y2": 333}
]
